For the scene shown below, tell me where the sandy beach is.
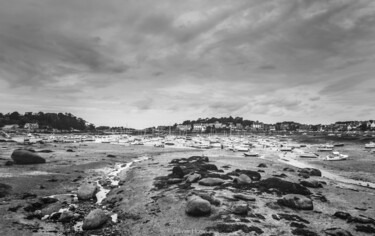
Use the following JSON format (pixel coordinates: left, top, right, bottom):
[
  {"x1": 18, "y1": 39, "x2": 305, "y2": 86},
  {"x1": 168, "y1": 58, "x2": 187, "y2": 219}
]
[{"x1": 1, "y1": 135, "x2": 375, "y2": 236}]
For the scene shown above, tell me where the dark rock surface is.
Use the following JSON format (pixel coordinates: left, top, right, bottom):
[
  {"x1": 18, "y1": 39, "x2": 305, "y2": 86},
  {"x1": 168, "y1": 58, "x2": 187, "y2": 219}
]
[{"x1": 11, "y1": 149, "x2": 46, "y2": 164}]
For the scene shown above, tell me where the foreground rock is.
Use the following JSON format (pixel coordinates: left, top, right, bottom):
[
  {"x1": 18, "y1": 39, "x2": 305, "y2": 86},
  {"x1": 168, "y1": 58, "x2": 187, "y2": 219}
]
[
  {"x1": 11, "y1": 149, "x2": 46, "y2": 164},
  {"x1": 185, "y1": 196, "x2": 211, "y2": 216},
  {"x1": 77, "y1": 183, "x2": 98, "y2": 200},
  {"x1": 185, "y1": 173, "x2": 201, "y2": 183},
  {"x1": 231, "y1": 202, "x2": 249, "y2": 215},
  {"x1": 199, "y1": 178, "x2": 225, "y2": 186},
  {"x1": 82, "y1": 209, "x2": 108, "y2": 230},
  {"x1": 324, "y1": 228, "x2": 353, "y2": 236},
  {"x1": 278, "y1": 194, "x2": 313, "y2": 210},
  {"x1": 256, "y1": 178, "x2": 311, "y2": 195}
]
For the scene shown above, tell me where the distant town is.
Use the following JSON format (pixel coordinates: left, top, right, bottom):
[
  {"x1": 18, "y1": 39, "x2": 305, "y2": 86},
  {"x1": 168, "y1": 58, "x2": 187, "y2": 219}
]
[{"x1": 1, "y1": 112, "x2": 375, "y2": 136}]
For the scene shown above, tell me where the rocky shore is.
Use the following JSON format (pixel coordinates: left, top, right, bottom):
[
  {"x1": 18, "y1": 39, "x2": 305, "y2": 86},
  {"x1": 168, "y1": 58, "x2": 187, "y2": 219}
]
[{"x1": 1, "y1": 140, "x2": 375, "y2": 235}]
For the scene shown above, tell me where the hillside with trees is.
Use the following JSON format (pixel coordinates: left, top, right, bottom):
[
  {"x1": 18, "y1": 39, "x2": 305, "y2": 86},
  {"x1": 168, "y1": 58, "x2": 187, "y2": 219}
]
[{"x1": 0, "y1": 112, "x2": 94, "y2": 131}]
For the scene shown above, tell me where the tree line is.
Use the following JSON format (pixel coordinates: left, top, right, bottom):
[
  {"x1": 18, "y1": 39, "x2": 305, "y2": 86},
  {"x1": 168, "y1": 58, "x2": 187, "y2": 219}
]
[{"x1": 0, "y1": 112, "x2": 95, "y2": 131}]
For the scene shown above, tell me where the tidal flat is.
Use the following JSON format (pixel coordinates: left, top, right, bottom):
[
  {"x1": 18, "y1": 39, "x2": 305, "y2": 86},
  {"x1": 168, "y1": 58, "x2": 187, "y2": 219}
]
[{"x1": 0, "y1": 135, "x2": 375, "y2": 235}]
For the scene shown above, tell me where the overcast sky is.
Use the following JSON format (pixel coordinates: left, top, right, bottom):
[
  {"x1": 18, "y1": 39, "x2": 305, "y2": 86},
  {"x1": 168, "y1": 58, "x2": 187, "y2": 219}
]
[{"x1": 0, "y1": 0, "x2": 375, "y2": 128}]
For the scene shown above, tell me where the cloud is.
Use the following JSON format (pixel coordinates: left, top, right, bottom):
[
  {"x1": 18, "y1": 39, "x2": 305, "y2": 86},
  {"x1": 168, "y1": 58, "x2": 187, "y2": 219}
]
[{"x1": 0, "y1": 0, "x2": 375, "y2": 128}]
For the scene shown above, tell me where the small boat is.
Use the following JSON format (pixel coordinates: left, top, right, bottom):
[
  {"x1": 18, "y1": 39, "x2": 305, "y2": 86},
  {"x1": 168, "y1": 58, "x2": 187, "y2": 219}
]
[
  {"x1": 317, "y1": 145, "x2": 333, "y2": 152},
  {"x1": 299, "y1": 153, "x2": 318, "y2": 158},
  {"x1": 365, "y1": 142, "x2": 375, "y2": 148},
  {"x1": 244, "y1": 152, "x2": 259, "y2": 157},
  {"x1": 234, "y1": 145, "x2": 250, "y2": 152},
  {"x1": 333, "y1": 143, "x2": 345, "y2": 147},
  {"x1": 280, "y1": 147, "x2": 293, "y2": 152},
  {"x1": 325, "y1": 151, "x2": 348, "y2": 161}
]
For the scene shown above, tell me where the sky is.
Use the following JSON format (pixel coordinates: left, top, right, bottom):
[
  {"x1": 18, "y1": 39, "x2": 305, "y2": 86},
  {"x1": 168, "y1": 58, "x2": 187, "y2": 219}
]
[{"x1": 0, "y1": 0, "x2": 375, "y2": 129}]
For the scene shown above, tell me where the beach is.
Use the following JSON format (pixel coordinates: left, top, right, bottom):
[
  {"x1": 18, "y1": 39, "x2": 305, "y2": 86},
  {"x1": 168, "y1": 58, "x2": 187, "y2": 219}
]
[{"x1": 0, "y1": 134, "x2": 375, "y2": 235}]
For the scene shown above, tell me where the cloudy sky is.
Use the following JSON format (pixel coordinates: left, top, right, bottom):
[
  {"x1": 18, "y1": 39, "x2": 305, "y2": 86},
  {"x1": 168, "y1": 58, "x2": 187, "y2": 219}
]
[{"x1": 1, "y1": 0, "x2": 375, "y2": 128}]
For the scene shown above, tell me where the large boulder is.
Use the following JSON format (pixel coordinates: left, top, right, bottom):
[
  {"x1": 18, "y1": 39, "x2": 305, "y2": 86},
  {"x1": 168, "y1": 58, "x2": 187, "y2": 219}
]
[
  {"x1": 278, "y1": 194, "x2": 313, "y2": 210},
  {"x1": 198, "y1": 178, "x2": 225, "y2": 186},
  {"x1": 299, "y1": 168, "x2": 322, "y2": 177},
  {"x1": 11, "y1": 149, "x2": 46, "y2": 164},
  {"x1": 77, "y1": 183, "x2": 98, "y2": 200},
  {"x1": 257, "y1": 178, "x2": 311, "y2": 195},
  {"x1": 82, "y1": 209, "x2": 108, "y2": 230},
  {"x1": 185, "y1": 196, "x2": 211, "y2": 216}
]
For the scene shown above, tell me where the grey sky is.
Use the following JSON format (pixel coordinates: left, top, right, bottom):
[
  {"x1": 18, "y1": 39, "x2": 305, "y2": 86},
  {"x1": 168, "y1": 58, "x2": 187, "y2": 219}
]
[{"x1": 0, "y1": 0, "x2": 374, "y2": 128}]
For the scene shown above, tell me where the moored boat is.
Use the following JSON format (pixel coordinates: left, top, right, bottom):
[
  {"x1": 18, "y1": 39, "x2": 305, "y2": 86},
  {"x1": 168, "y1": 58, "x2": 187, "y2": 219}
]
[
  {"x1": 299, "y1": 153, "x2": 318, "y2": 158},
  {"x1": 325, "y1": 151, "x2": 348, "y2": 161},
  {"x1": 365, "y1": 142, "x2": 375, "y2": 148},
  {"x1": 244, "y1": 152, "x2": 259, "y2": 157}
]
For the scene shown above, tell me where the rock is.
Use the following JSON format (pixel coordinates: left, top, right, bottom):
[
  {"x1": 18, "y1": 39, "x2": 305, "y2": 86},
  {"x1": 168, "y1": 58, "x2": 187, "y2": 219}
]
[
  {"x1": 107, "y1": 154, "x2": 116, "y2": 158},
  {"x1": 185, "y1": 196, "x2": 211, "y2": 216},
  {"x1": 237, "y1": 170, "x2": 261, "y2": 181},
  {"x1": 8, "y1": 204, "x2": 22, "y2": 212},
  {"x1": 278, "y1": 194, "x2": 313, "y2": 210},
  {"x1": 258, "y1": 163, "x2": 267, "y2": 168},
  {"x1": 41, "y1": 202, "x2": 63, "y2": 216},
  {"x1": 193, "y1": 191, "x2": 221, "y2": 206},
  {"x1": 58, "y1": 211, "x2": 74, "y2": 223},
  {"x1": 233, "y1": 174, "x2": 252, "y2": 184},
  {"x1": 291, "y1": 228, "x2": 318, "y2": 236},
  {"x1": 200, "y1": 164, "x2": 218, "y2": 171},
  {"x1": 333, "y1": 211, "x2": 351, "y2": 220},
  {"x1": 4, "y1": 160, "x2": 13, "y2": 166},
  {"x1": 82, "y1": 209, "x2": 108, "y2": 230},
  {"x1": 21, "y1": 192, "x2": 37, "y2": 199},
  {"x1": 38, "y1": 150, "x2": 53, "y2": 153},
  {"x1": 185, "y1": 173, "x2": 201, "y2": 183},
  {"x1": 290, "y1": 222, "x2": 307, "y2": 228},
  {"x1": 11, "y1": 149, "x2": 46, "y2": 164},
  {"x1": 233, "y1": 194, "x2": 256, "y2": 202},
  {"x1": 324, "y1": 228, "x2": 353, "y2": 236},
  {"x1": 167, "y1": 178, "x2": 183, "y2": 184},
  {"x1": 206, "y1": 224, "x2": 263, "y2": 234},
  {"x1": 300, "y1": 180, "x2": 323, "y2": 188},
  {"x1": 273, "y1": 173, "x2": 288, "y2": 178},
  {"x1": 355, "y1": 225, "x2": 375, "y2": 234},
  {"x1": 49, "y1": 212, "x2": 62, "y2": 220},
  {"x1": 77, "y1": 183, "x2": 98, "y2": 200},
  {"x1": 172, "y1": 166, "x2": 185, "y2": 178},
  {"x1": 0, "y1": 183, "x2": 12, "y2": 198},
  {"x1": 231, "y1": 202, "x2": 248, "y2": 215},
  {"x1": 283, "y1": 167, "x2": 295, "y2": 172},
  {"x1": 199, "y1": 178, "x2": 225, "y2": 186},
  {"x1": 257, "y1": 178, "x2": 311, "y2": 195},
  {"x1": 66, "y1": 149, "x2": 75, "y2": 152},
  {"x1": 299, "y1": 168, "x2": 322, "y2": 177},
  {"x1": 348, "y1": 215, "x2": 375, "y2": 224},
  {"x1": 298, "y1": 172, "x2": 310, "y2": 179}
]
